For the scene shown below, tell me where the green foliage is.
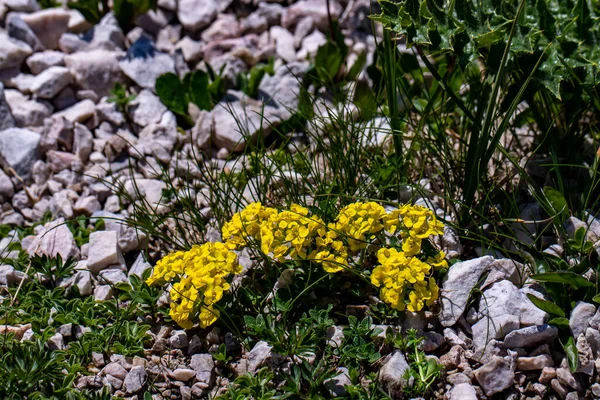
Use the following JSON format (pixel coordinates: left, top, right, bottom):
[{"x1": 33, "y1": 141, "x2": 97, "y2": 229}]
[
  {"x1": 67, "y1": 0, "x2": 156, "y2": 30},
  {"x1": 155, "y1": 68, "x2": 226, "y2": 125},
  {"x1": 400, "y1": 329, "x2": 442, "y2": 397},
  {"x1": 237, "y1": 58, "x2": 275, "y2": 98}
]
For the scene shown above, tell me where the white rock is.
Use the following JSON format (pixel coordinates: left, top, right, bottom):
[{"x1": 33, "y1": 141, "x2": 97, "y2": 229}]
[
  {"x1": 297, "y1": 30, "x2": 327, "y2": 60},
  {"x1": 123, "y1": 178, "x2": 167, "y2": 211},
  {"x1": 270, "y1": 26, "x2": 296, "y2": 63},
  {"x1": 378, "y1": 351, "x2": 409, "y2": 387},
  {"x1": 94, "y1": 284, "x2": 114, "y2": 301},
  {"x1": 0, "y1": 31, "x2": 32, "y2": 70},
  {"x1": 47, "y1": 332, "x2": 65, "y2": 350},
  {"x1": 26, "y1": 218, "x2": 79, "y2": 260},
  {"x1": 87, "y1": 230, "x2": 123, "y2": 273},
  {"x1": 30, "y1": 66, "x2": 72, "y2": 99},
  {"x1": 85, "y1": 13, "x2": 125, "y2": 50},
  {"x1": 439, "y1": 256, "x2": 494, "y2": 327},
  {"x1": 190, "y1": 354, "x2": 215, "y2": 387},
  {"x1": 64, "y1": 50, "x2": 125, "y2": 98},
  {"x1": 74, "y1": 196, "x2": 101, "y2": 216},
  {"x1": 0, "y1": 83, "x2": 16, "y2": 131},
  {"x1": 103, "y1": 362, "x2": 128, "y2": 380},
  {"x1": 6, "y1": 13, "x2": 44, "y2": 52},
  {"x1": 474, "y1": 356, "x2": 515, "y2": 397},
  {"x1": 168, "y1": 330, "x2": 188, "y2": 348},
  {"x1": 447, "y1": 383, "x2": 478, "y2": 400},
  {"x1": 128, "y1": 253, "x2": 152, "y2": 278},
  {"x1": 175, "y1": 36, "x2": 203, "y2": 64},
  {"x1": 246, "y1": 341, "x2": 272, "y2": 374},
  {"x1": 91, "y1": 211, "x2": 148, "y2": 253},
  {"x1": 0, "y1": 127, "x2": 40, "y2": 175},
  {"x1": 282, "y1": 0, "x2": 342, "y2": 31},
  {"x1": 570, "y1": 301, "x2": 596, "y2": 339},
  {"x1": 69, "y1": 269, "x2": 92, "y2": 295},
  {"x1": 72, "y1": 123, "x2": 93, "y2": 161},
  {"x1": 4, "y1": 89, "x2": 53, "y2": 127},
  {"x1": 323, "y1": 367, "x2": 351, "y2": 397},
  {"x1": 0, "y1": 264, "x2": 27, "y2": 286},
  {"x1": 170, "y1": 368, "x2": 196, "y2": 382},
  {"x1": 258, "y1": 62, "x2": 307, "y2": 121},
  {"x1": 128, "y1": 90, "x2": 167, "y2": 127},
  {"x1": 99, "y1": 268, "x2": 128, "y2": 285},
  {"x1": 20, "y1": 8, "x2": 70, "y2": 49},
  {"x1": 137, "y1": 123, "x2": 178, "y2": 163},
  {"x1": 124, "y1": 366, "x2": 146, "y2": 394},
  {"x1": 118, "y1": 37, "x2": 175, "y2": 89},
  {"x1": 67, "y1": 9, "x2": 91, "y2": 33},
  {"x1": 503, "y1": 325, "x2": 558, "y2": 348},
  {"x1": 26, "y1": 51, "x2": 65, "y2": 74},
  {"x1": 177, "y1": 0, "x2": 217, "y2": 31},
  {"x1": 3, "y1": 0, "x2": 40, "y2": 12},
  {"x1": 54, "y1": 99, "x2": 95, "y2": 123}
]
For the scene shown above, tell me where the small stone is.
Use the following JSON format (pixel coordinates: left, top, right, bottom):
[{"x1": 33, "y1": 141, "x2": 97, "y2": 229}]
[
  {"x1": 64, "y1": 49, "x2": 125, "y2": 98},
  {"x1": 26, "y1": 51, "x2": 65, "y2": 74},
  {"x1": 323, "y1": 367, "x2": 351, "y2": 397},
  {"x1": 124, "y1": 365, "x2": 146, "y2": 394},
  {"x1": 503, "y1": 325, "x2": 559, "y2": 348},
  {"x1": 557, "y1": 366, "x2": 582, "y2": 391},
  {"x1": 47, "y1": 332, "x2": 65, "y2": 350},
  {"x1": 516, "y1": 354, "x2": 554, "y2": 371},
  {"x1": 246, "y1": 341, "x2": 272, "y2": 374},
  {"x1": 473, "y1": 356, "x2": 515, "y2": 397},
  {"x1": 54, "y1": 99, "x2": 95, "y2": 123},
  {"x1": 190, "y1": 354, "x2": 214, "y2": 388},
  {"x1": 74, "y1": 196, "x2": 101, "y2": 216},
  {"x1": 94, "y1": 284, "x2": 114, "y2": 301},
  {"x1": 99, "y1": 268, "x2": 128, "y2": 285},
  {"x1": 103, "y1": 362, "x2": 128, "y2": 380},
  {"x1": 169, "y1": 330, "x2": 188, "y2": 349},
  {"x1": 0, "y1": 127, "x2": 41, "y2": 175},
  {"x1": 551, "y1": 378, "x2": 569, "y2": 398},
  {"x1": 4, "y1": 89, "x2": 53, "y2": 127},
  {"x1": 30, "y1": 66, "x2": 72, "y2": 99},
  {"x1": 576, "y1": 334, "x2": 594, "y2": 375},
  {"x1": 0, "y1": 31, "x2": 32, "y2": 70},
  {"x1": 20, "y1": 8, "x2": 70, "y2": 49},
  {"x1": 128, "y1": 89, "x2": 167, "y2": 127},
  {"x1": 539, "y1": 366, "x2": 556, "y2": 384},
  {"x1": 170, "y1": 368, "x2": 196, "y2": 382},
  {"x1": 7, "y1": 13, "x2": 44, "y2": 52},
  {"x1": 118, "y1": 37, "x2": 175, "y2": 89},
  {"x1": 447, "y1": 383, "x2": 478, "y2": 400},
  {"x1": 378, "y1": 351, "x2": 409, "y2": 388},
  {"x1": 177, "y1": 0, "x2": 217, "y2": 31},
  {"x1": 26, "y1": 217, "x2": 79, "y2": 260},
  {"x1": 271, "y1": 26, "x2": 296, "y2": 63},
  {"x1": 0, "y1": 83, "x2": 15, "y2": 131},
  {"x1": 87, "y1": 231, "x2": 123, "y2": 273},
  {"x1": 570, "y1": 301, "x2": 596, "y2": 339}
]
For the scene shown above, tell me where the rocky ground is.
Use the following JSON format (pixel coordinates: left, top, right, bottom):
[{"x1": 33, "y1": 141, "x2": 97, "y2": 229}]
[{"x1": 1, "y1": 0, "x2": 600, "y2": 399}]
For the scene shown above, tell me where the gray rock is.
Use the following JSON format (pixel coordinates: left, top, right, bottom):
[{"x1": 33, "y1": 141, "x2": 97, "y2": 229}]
[
  {"x1": 3, "y1": 0, "x2": 40, "y2": 12},
  {"x1": 480, "y1": 258, "x2": 528, "y2": 289},
  {"x1": 0, "y1": 264, "x2": 27, "y2": 286},
  {"x1": 326, "y1": 325, "x2": 345, "y2": 347},
  {"x1": 26, "y1": 51, "x2": 65, "y2": 74},
  {"x1": 74, "y1": 196, "x2": 101, "y2": 216},
  {"x1": 68, "y1": 269, "x2": 93, "y2": 296},
  {"x1": 474, "y1": 356, "x2": 515, "y2": 397},
  {"x1": 43, "y1": 116, "x2": 74, "y2": 151},
  {"x1": 247, "y1": 341, "x2": 272, "y2": 374},
  {"x1": 0, "y1": 168, "x2": 14, "y2": 200},
  {"x1": 0, "y1": 127, "x2": 40, "y2": 175},
  {"x1": 91, "y1": 211, "x2": 148, "y2": 253},
  {"x1": 85, "y1": 13, "x2": 126, "y2": 51},
  {"x1": 175, "y1": 37, "x2": 203, "y2": 64},
  {"x1": 128, "y1": 89, "x2": 167, "y2": 127},
  {"x1": 103, "y1": 362, "x2": 128, "y2": 380},
  {"x1": 557, "y1": 365, "x2": 582, "y2": 391},
  {"x1": 282, "y1": 0, "x2": 342, "y2": 31},
  {"x1": 271, "y1": 26, "x2": 296, "y2": 63},
  {"x1": 258, "y1": 62, "x2": 308, "y2": 121},
  {"x1": 190, "y1": 354, "x2": 215, "y2": 388},
  {"x1": 201, "y1": 14, "x2": 240, "y2": 42},
  {"x1": 30, "y1": 66, "x2": 72, "y2": 99},
  {"x1": 570, "y1": 301, "x2": 596, "y2": 339},
  {"x1": 20, "y1": 8, "x2": 70, "y2": 49},
  {"x1": 323, "y1": 367, "x2": 351, "y2": 397},
  {"x1": 54, "y1": 99, "x2": 95, "y2": 123},
  {"x1": 585, "y1": 327, "x2": 600, "y2": 358},
  {"x1": 124, "y1": 366, "x2": 146, "y2": 394},
  {"x1": 123, "y1": 178, "x2": 167, "y2": 212},
  {"x1": 94, "y1": 285, "x2": 113, "y2": 301},
  {"x1": 170, "y1": 368, "x2": 196, "y2": 382},
  {"x1": 6, "y1": 13, "x2": 44, "y2": 52},
  {"x1": 439, "y1": 256, "x2": 494, "y2": 327},
  {"x1": 447, "y1": 383, "x2": 478, "y2": 400},
  {"x1": 4, "y1": 89, "x2": 53, "y2": 126},
  {"x1": 378, "y1": 351, "x2": 409, "y2": 387},
  {"x1": 99, "y1": 268, "x2": 128, "y2": 285},
  {"x1": 64, "y1": 50, "x2": 125, "y2": 98},
  {"x1": 0, "y1": 83, "x2": 16, "y2": 131},
  {"x1": 516, "y1": 354, "x2": 554, "y2": 371},
  {"x1": 73, "y1": 123, "x2": 93, "y2": 161},
  {"x1": 119, "y1": 37, "x2": 175, "y2": 89},
  {"x1": 503, "y1": 325, "x2": 558, "y2": 348},
  {"x1": 576, "y1": 334, "x2": 594, "y2": 375},
  {"x1": 0, "y1": 31, "x2": 32, "y2": 70},
  {"x1": 297, "y1": 30, "x2": 327, "y2": 60},
  {"x1": 177, "y1": 0, "x2": 217, "y2": 31},
  {"x1": 87, "y1": 231, "x2": 123, "y2": 273},
  {"x1": 128, "y1": 253, "x2": 152, "y2": 278},
  {"x1": 136, "y1": 123, "x2": 178, "y2": 163},
  {"x1": 169, "y1": 330, "x2": 188, "y2": 348},
  {"x1": 26, "y1": 218, "x2": 79, "y2": 260},
  {"x1": 47, "y1": 332, "x2": 65, "y2": 350}
]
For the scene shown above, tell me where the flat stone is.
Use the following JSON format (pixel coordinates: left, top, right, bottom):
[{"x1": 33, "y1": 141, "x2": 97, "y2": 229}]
[
  {"x1": 570, "y1": 301, "x2": 596, "y2": 339},
  {"x1": 103, "y1": 362, "x2": 128, "y2": 380},
  {"x1": 64, "y1": 49, "x2": 125, "y2": 98},
  {"x1": 170, "y1": 368, "x2": 196, "y2": 382},
  {"x1": 474, "y1": 356, "x2": 515, "y2": 397},
  {"x1": 87, "y1": 231, "x2": 123, "y2": 273},
  {"x1": 26, "y1": 51, "x2": 65, "y2": 74},
  {"x1": 503, "y1": 325, "x2": 558, "y2": 348},
  {"x1": 118, "y1": 37, "x2": 175, "y2": 89},
  {"x1": 516, "y1": 354, "x2": 554, "y2": 371},
  {"x1": 378, "y1": 351, "x2": 409, "y2": 388},
  {"x1": 177, "y1": 0, "x2": 217, "y2": 31},
  {"x1": 0, "y1": 127, "x2": 40, "y2": 175},
  {"x1": 439, "y1": 256, "x2": 495, "y2": 327},
  {"x1": 99, "y1": 268, "x2": 128, "y2": 285},
  {"x1": 190, "y1": 354, "x2": 214, "y2": 388},
  {"x1": 30, "y1": 66, "x2": 72, "y2": 99},
  {"x1": 20, "y1": 8, "x2": 70, "y2": 49},
  {"x1": 124, "y1": 366, "x2": 146, "y2": 394},
  {"x1": 54, "y1": 99, "x2": 95, "y2": 123}
]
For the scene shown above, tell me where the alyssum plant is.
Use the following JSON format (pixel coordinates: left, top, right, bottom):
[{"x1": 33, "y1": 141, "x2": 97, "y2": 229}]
[{"x1": 146, "y1": 201, "x2": 448, "y2": 329}]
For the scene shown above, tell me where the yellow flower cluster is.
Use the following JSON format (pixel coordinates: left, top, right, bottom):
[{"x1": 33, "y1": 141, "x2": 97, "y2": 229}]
[
  {"x1": 147, "y1": 242, "x2": 240, "y2": 329},
  {"x1": 148, "y1": 201, "x2": 448, "y2": 329}
]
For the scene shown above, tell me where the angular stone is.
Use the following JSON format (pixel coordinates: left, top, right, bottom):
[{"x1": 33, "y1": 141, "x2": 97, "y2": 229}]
[
  {"x1": 323, "y1": 367, "x2": 351, "y2": 397},
  {"x1": 64, "y1": 50, "x2": 125, "y2": 98},
  {"x1": 26, "y1": 218, "x2": 79, "y2": 260},
  {"x1": 439, "y1": 256, "x2": 494, "y2": 327},
  {"x1": 474, "y1": 356, "x2": 515, "y2": 397},
  {"x1": 378, "y1": 351, "x2": 409, "y2": 388},
  {"x1": 0, "y1": 83, "x2": 16, "y2": 131},
  {"x1": 447, "y1": 383, "x2": 478, "y2": 400},
  {"x1": 246, "y1": 341, "x2": 272, "y2": 374},
  {"x1": 6, "y1": 13, "x2": 44, "y2": 52},
  {"x1": 4, "y1": 89, "x2": 53, "y2": 127},
  {"x1": 118, "y1": 37, "x2": 175, "y2": 89},
  {"x1": 170, "y1": 368, "x2": 196, "y2": 382},
  {"x1": 516, "y1": 354, "x2": 554, "y2": 371},
  {"x1": 20, "y1": 8, "x2": 70, "y2": 49},
  {"x1": 54, "y1": 99, "x2": 95, "y2": 123},
  {"x1": 503, "y1": 325, "x2": 559, "y2": 348},
  {"x1": 30, "y1": 66, "x2": 72, "y2": 99},
  {"x1": 271, "y1": 26, "x2": 296, "y2": 63},
  {"x1": 103, "y1": 362, "x2": 128, "y2": 380},
  {"x1": 87, "y1": 231, "x2": 123, "y2": 273},
  {"x1": 570, "y1": 301, "x2": 596, "y2": 339},
  {"x1": 124, "y1": 366, "x2": 146, "y2": 394},
  {"x1": 190, "y1": 354, "x2": 215, "y2": 388},
  {"x1": 128, "y1": 89, "x2": 167, "y2": 127},
  {"x1": 282, "y1": 0, "x2": 342, "y2": 31},
  {"x1": 0, "y1": 31, "x2": 32, "y2": 70},
  {"x1": 0, "y1": 127, "x2": 40, "y2": 175},
  {"x1": 177, "y1": 0, "x2": 217, "y2": 31},
  {"x1": 99, "y1": 268, "x2": 128, "y2": 285},
  {"x1": 26, "y1": 51, "x2": 65, "y2": 74}
]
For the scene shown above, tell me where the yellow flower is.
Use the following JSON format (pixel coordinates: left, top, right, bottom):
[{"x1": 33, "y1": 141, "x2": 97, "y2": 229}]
[
  {"x1": 222, "y1": 202, "x2": 278, "y2": 250},
  {"x1": 333, "y1": 202, "x2": 386, "y2": 251},
  {"x1": 427, "y1": 251, "x2": 448, "y2": 269}
]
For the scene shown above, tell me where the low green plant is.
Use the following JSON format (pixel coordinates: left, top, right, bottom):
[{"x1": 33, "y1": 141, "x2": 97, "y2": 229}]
[
  {"x1": 401, "y1": 329, "x2": 442, "y2": 397},
  {"x1": 237, "y1": 58, "x2": 276, "y2": 98}
]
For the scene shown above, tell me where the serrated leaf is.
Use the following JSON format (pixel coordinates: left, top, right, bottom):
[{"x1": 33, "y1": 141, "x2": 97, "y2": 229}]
[
  {"x1": 526, "y1": 294, "x2": 566, "y2": 317},
  {"x1": 530, "y1": 271, "x2": 594, "y2": 288},
  {"x1": 379, "y1": 0, "x2": 400, "y2": 17}
]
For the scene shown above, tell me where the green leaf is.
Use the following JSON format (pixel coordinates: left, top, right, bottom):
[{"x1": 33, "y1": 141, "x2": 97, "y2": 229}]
[
  {"x1": 315, "y1": 41, "x2": 344, "y2": 83},
  {"x1": 530, "y1": 271, "x2": 594, "y2": 288},
  {"x1": 526, "y1": 294, "x2": 566, "y2": 317},
  {"x1": 592, "y1": 294, "x2": 600, "y2": 304},
  {"x1": 346, "y1": 51, "x2": 367, "y2": 82},
  {"x1": 144, "y1": 392, "x2": 152, "y2": 400},
  {"x1": 187, "y1": 70, "x2": 211, "y2": 111},
  {"x1": 543, "y1": 186, "x2": 570, "y2": 221},
  {"x1": 548, "y1": 317, "x2": 570, "y2": 328},
  {"x1": 155, "y1": 73, "x2": 188, "y2": 117},
  {"x1": 379, "y1": 0, "x2": 400, "y2": 17},
  {"x1": 563, "y1": 336, "x2": 578, "y2": 372}
]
